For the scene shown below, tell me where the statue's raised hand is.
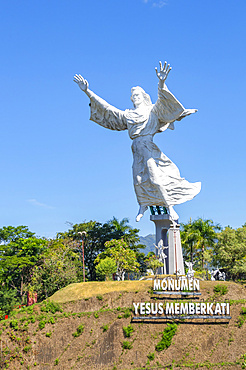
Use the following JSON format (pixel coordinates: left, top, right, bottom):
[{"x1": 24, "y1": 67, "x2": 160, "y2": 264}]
[
  {"x1": 155, "y1": 61, "x2": 172, "y2": 87},
  {"x1": 73, "y1": 74, "x2": 89, "y2": 92}
]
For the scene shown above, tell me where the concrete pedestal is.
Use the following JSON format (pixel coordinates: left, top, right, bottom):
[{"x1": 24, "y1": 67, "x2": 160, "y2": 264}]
[{"x1": 150, "y1": 214, "x2": 185, "y2": 275}]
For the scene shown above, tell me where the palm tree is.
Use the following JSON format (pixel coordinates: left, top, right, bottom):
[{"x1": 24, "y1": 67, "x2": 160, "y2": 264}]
[
  {"x1": 108, "y1": 217, "x2": 130, "y2": 233},
  {"x1": 181, "y1": 218, "x2": 200, "y2": 263},
  {"x1": 181, "y1": 218, "x2": 220, "y2": 270}
]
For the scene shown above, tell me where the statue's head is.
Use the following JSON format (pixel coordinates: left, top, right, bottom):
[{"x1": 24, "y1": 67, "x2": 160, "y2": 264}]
[{"x1": 131, "y1": 86, "x2": 152, "y2": 108}]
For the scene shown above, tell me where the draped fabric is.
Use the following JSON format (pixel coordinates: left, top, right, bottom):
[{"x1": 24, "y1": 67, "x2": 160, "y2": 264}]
[{"x1": 89, "y1": 85, "x2": 201, "y2": 207}]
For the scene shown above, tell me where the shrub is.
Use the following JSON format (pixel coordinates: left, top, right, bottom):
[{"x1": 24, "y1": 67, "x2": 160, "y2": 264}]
[
  {"x1": 10, "y1": 320, "x2": 19, "y2": 331},
  {"x1": 0, "y1": 287, "x2": 18, "y2": 316},
  {"x1": 46, "y1": 332, "x2": 52, "y2": 337},
  {"x1": 122, "y1": 341, "x2": 133, "y2": 349},
  {"x1": 101, "y1": 324, "x2": 108, "y2": 332},
  {"x1": 95, "y1": 257, "x2": 117, "y2": 280},
  {"x1": 72, "y1": 324, "x2": 84, "y2": 337},
  {"x1": 237, "y1": 307, "x2": 246, "y2": 327},
  {"x1": 25, "y1": 336, "x2": 31, "y2": 343},
  {"x1": 241, "y1": 307, "x2": 246, "y2": 315},
  {"x1": 23, "y1": 345, "x2": 32, "y2": 353},
  {"x1": 94, "y1": 312, "x2": 99, "y2": 319},
  {"x1": 123, "y1": 309, "x2": 131, "y2": 318},
  {"x1": 48, "y1": 317, "x2": 55, "y2": 324},
  {"x1": 147, "y1": 352, "x2": 155, "y2": 361},
  {"x1": 123, "y1": 324, "x2": 134, "y2": 337},
  {"x1": 41, "y1": 300, "x2": 63, "y2": 314},
  {"x1": 54, "y1": 358, "x2": 59, "y2": 365},
  {"x1": 96, "y1": 295, "x2": 103, "y2": 301},
  {"x1": 29, "y1": 316, "x2": 36, "y2": 323},
  {"x1": 39, "y1": 321, "x2": 46, "y2": 330},
  {"x1": 155, "y1": 323, "x2": 178, "y2": 352},
  {"x1": 213, "y1": 285, "x2": 228, "y2": 295}
]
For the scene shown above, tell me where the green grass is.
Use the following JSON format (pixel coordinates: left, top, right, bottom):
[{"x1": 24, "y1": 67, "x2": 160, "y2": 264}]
[
  {"x1": 123, "y1": 324, "x2": 134, "y2": 338},
  {"x1": 10, "y1": 320, "x2": 18, "y2": 331},
  {"x1": 72, "y1": 324, "x2": 84, "y2": 337},
  {"x1": 41, "y1": 300, "x2": 63, "y2": 314},
  {"x1": 23, "y1": 345, "x2": 32, "y2": 353},
  {"x1": 213, "y1": 284, "x2": 228, "y2": 295},
  {"x1": 122, "y1": 308, "x2": 131, "y2": 318},
  {"x1": 147, "y1": 352, "x2": 155, "y2": 361},
  {"x1": 101, "y1": 324, "x2": 108, "y2": 332},
  {"x1": 237, "y1": 307, "x2": 246, "y2": 328},
  {"x1": 122, "y1": 341, "x2": 133, "y2": 349},
  {"x1": 38, "y1": 321, "x2": 46, "y2": 330},
  {"x1": 155, "y1": 323, "x2": 178, "y2": 352}
]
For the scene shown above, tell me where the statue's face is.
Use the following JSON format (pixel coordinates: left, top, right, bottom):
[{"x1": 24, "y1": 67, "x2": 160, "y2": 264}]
[{"x1": 131, "y1": 90, "x2": 144, "y2": 107}]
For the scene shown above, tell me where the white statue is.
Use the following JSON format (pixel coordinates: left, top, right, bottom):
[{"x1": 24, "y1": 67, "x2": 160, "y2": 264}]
[
  {"x1": 154, "y1": 240, "x2": 168, "y2": 263},
  {"x1": 74, "y1": 61, "x2": 201, "y2": 222},
  {"x1": 154, "y1": 240, "x2": 168, "y2": 275},
  {"x1": 210, "y1": 270, "x2": 216, "y2": 281},
  {"x1": 210, "y1": 269, "x2": 226, "y2": 281},
  {"x1": 185, "y1": 261, "x2": 195, "y2": 279}
]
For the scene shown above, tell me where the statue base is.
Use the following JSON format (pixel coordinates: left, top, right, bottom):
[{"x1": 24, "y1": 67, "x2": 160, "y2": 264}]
[{"x1": 150, "y1": 214, "x2": 185, "y2": 275}]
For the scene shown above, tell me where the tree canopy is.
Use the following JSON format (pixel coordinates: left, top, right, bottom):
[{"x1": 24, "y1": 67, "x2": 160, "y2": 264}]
[
  {"x1": 0, "y1": 216, "x2": 245, "y2": 318},
  {"x1": 213, "y1": 224, "x2": 246, "y2": 279},
  {"x1": 95, "y1": 239, "x2": 140, "y2": 280},
  {"x1": 58, "y1": 218, "x2": 144, "y2": 280},
  {"x1": 0, "y1": 231, "x2": 47, "y2": 302},
  {"x1": 181, "y1": 218, "x2": 220, "y2": 270}
]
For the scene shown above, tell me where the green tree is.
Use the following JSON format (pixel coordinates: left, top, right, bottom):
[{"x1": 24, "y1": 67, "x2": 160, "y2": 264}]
[
  {"x1": 108, "y1": 217, "x2": 131, "y2": 233},
  {"x1": 95, "y1": 239, "x2": 140, "y2": 280},
  {"x1": 213, "y1": 224, "x2": 246, "y2": 280},
  {"x1": 60, "y1": 221, "x2": 118, "y2": 281},
  {"x1": 180, "y1": 219, "x2": 200, "y2": 264},
  {"x1": 0, "y1": 236, "x2": 47, "y2": 302},
  {"x1": 0, "y1": 225, "x2": 35, "y2": 244},
  {"x1": 106, "y1": 217, "x2": 146, "y2": 276},
  {"x1": 181, "y1": 218, "x2": 220, "y2": 271},
  {"x1": 30, "y1": 239, "x2": 80, "y2": 300},
  {"x1": 0, "y1": 286, "x2": 18, "y2": 317},
  {"x1": 95, "y1": 257, "x2": 117, "y2": 280},
  {"x1": 59, "y1": 218, "x2": 144, "y2": 281},
  {"x1": 145, "y1": 252, "x2": 163, "y2": 274}
]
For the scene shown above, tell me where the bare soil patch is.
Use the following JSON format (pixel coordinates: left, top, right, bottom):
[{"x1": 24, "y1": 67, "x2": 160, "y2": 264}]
[{"x1": 0, "y1": 281, "x2": 245, "y2": 369}]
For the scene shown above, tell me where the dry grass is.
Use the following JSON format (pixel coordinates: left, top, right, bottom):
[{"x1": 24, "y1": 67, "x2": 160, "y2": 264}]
[
  {"x1": 50, "y1": 278, "x2": 243, "y2": 304},
  {"x1": 50, "y1": 280, "x2": 152, "y2": 303}
]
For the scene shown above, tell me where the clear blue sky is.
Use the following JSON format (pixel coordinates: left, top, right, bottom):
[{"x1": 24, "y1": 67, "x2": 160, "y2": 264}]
[{"x1": 1, "y1": 0, "x2": 246, "y2": 238}]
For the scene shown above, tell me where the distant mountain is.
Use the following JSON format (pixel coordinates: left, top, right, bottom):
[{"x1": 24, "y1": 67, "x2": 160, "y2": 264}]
[{"x1": 138, "y1": 234, "x2": 155, "y2": 255}]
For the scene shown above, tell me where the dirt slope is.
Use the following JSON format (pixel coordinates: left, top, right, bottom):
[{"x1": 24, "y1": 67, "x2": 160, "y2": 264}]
[{"x1": 0, "y1": 281, "x2": 246, "y2": 370}]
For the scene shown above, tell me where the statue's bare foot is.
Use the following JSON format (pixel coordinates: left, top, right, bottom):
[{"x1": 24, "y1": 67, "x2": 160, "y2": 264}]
[
  {"x1": 136, "y1": 205, "x2": 148, "y2": 222},
  {"x1": 168, "y1": 206, "x2": 179, "y2": 221}
]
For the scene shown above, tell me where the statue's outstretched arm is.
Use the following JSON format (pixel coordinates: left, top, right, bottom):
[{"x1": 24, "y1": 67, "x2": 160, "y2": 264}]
[
  {"x1": 152, "y1": 61, "x2": 197, "y2": 129},
  {"x1": 73, "y1": 74, "x2": 127, "y2": 132},
  {"x1": 73, "y1": 74, "x2": 93, "y2": 99},
  {"x1": 155, "y1": 61, "x2": 172, "y2": 89}
]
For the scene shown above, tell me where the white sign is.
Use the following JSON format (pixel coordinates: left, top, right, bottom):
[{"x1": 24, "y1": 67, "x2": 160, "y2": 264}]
[
  {"x1": 153, "y1": 277, "x2": 200, "y2": 292},
  {"x1": 132, "y1": 278, "x2": 231, "y2": 321},
  {"x1": 133, "y1": 302, "x2": 230, "y2": 316}
]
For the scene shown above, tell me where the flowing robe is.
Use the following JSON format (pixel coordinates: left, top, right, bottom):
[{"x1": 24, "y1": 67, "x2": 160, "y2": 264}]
[{"x1": 89, "y1": 85, "x2": 201, "y2": 208}]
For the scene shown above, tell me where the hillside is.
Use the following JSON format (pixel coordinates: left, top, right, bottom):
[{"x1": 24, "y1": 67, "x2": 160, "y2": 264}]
[
  {"x1": 0, "y1": 280, "x2": 246, "y2": 370},
  {"x1": 139, "y1": 234, "x2": 155, "y2": 255}
]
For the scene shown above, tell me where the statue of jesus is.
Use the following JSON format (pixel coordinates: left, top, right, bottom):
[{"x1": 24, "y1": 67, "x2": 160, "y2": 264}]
[{"x1": 74, "y1": 61, "x2": 201, "y2": 222}]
